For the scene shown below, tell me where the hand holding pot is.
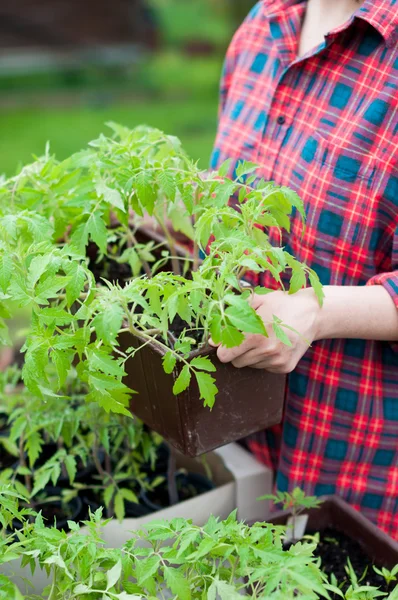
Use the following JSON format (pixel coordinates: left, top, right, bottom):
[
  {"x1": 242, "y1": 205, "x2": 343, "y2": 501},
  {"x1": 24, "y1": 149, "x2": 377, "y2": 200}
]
[{"x1": 211, "y1": 288, "x2": 320, "y2": 374}]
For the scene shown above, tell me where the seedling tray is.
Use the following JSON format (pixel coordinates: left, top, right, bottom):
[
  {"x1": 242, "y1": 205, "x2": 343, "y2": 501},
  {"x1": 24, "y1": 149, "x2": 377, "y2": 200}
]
[{"x1": 268, "y1": 495, "x2": 398, "y2": 568}]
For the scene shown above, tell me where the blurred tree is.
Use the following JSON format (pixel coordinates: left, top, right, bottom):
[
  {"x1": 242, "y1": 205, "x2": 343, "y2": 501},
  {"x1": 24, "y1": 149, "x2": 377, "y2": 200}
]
[{"x1": 228, "y1": 0, "x2": 258, "y2": 26}]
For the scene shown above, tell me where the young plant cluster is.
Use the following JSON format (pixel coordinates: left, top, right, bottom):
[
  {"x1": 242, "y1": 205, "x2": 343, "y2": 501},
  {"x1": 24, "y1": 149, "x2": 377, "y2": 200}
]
[
  {"x1": 2, "y1": 488, "x2": 397, "y2": 600},
  {"x1": 0, "y1": 123, "x2": 323, "y2": 411},
  {"x1": 0, "y1": 368, "x2": 161, "y2": 523}
]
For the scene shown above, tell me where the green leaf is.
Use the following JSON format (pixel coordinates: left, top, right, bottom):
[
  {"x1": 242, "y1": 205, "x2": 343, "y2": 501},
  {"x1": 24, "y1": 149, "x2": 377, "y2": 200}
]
[
  {"x1": 106, "y1": 559, "x2": 122, "y2": 590},
  {"x1": 96, "y1": 180, "x2": 125, "y2": 212},
  {"x1": 163, "y1": 351, "x2": 176, "y2": 375},
  {"x1": 235, "y1": 161, "x2": 258, "y2": 180},
  {"x1": 27, "y1": 432, "x2": 43, "y2": 467},
  {"x1": 309, "y1": 270, "x2": 324, "y2": 307},
  {"x1": 64, "y1": 262, "x2": 87, "y2": 306},
  {"x1": 272, "y1": 320, "x2": 292, "y2": 347},
  {"x1": 135, "y1": 171, "x2": 156, "y2": 215},
  {"x1": 104, "y1": 485, "x2": 115, "y2": 509},
  {"x1": 195, "y1": 371, "x2": 218, "y2": 409},
  {"x1": 120, "y1": 488, "x2": 139, "y2": 504},
  {"x1": 172, "y1": 364, "x2": 191, "y2": 395},
  {"x1": 64, "y1": 455, "x2": 77, "y2": 484},
  {"x1": 92, "y1": 304, "x2": 124, "y2": 345},
  {"x1": 217, "y1": 158, "x2": 232, "y2": 177},
  {"x1": 40, "y1": 307, "x2": 76, "y2": 325},
  {"x1": 220, "y1": 325, "x2": 245, "y2": 348},
  {"x1": 27, "y1": 254, "x2": 52, "y2": 289},
  {"x1": 0, "y1": 253, "x2": 12, "y2": 293},
  {"x1": 157, "y1": 170, "x2": 176, "y2": 201},
  {"x1": 114, "y1": 490, "x2": 125, "y2": 522},
  {"x1": 135, "y1": 555, "x2": 161, "y2": 586},
  {"x1": 209, "y1": 314, "x2": 223, "y2": 345},
  {"x1": 164, "y1": 566, "x2": 191, "y2": 600},
  {"x1": 225, "y1": 303, "x2": 266, "y2": 335},
  {"x1": 88, "y1": 348, "x2": 125, "y2": 377},
  {"x1": 34, "y1": 275, "x2": 71, "y2": 304},
  {"x1": 190, "y1": 356, "x2": 216, "y2": 372}
]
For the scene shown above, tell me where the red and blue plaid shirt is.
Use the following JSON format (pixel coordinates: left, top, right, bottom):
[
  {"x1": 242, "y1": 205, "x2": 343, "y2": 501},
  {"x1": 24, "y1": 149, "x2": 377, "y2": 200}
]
[{"x1": 211, "y1": 0, "x2": 398, "y2": 537}]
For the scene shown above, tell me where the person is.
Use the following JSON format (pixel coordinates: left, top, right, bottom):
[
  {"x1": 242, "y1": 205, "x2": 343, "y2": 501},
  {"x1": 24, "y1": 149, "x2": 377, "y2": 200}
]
[{"x1": 209, "y1": 0, "x2": 398, "y2": 538}]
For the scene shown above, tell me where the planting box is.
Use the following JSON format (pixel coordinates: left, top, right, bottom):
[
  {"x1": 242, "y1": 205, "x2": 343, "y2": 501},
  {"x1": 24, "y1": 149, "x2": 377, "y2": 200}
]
[
  {"x1": 267, "y1": 495, "x2": 398, "y2": 569},
  {"x1": 98, "y1": 442, "x2": 272, "y2": 546},
  {"x1": 1, "y1": 443, "x2": 272, "y2": 593},
  {"x1": 121, "y1": 331, "x2": 285, "y2": 457}
]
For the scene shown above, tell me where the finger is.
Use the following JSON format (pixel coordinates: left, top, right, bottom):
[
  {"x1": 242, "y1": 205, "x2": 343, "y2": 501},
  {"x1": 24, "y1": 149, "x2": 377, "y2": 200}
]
[
  {"x1": 216, "y1": 337, "x2": 257, "y2": 363},
  {"x1": 250, "y1": 359, "x2": 294, "y2": 373},
  {"x1": 208, "y1": 337, "x2": 219, "y2": 348},
  {"x1": 231, "y1": 350, "x2": 264, "y2": 369}
]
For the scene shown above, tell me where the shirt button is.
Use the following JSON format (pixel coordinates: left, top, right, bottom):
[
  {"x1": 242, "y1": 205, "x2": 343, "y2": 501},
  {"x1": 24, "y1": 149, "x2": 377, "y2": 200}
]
[{"x1": 277, "y1": 115, "x2": 286, "y2": 125}]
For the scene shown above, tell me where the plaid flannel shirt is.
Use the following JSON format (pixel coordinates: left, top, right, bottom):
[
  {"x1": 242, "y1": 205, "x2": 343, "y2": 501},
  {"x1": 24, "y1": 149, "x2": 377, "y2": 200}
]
[{"x1": 210, "y1": 0, "x2": 398, "y2": 537}]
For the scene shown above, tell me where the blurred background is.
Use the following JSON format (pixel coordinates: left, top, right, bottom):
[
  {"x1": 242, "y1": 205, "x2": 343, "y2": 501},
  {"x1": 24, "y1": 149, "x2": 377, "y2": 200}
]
[{"x1": 0, "y1": 0, "x2": 257, "y2": 176}]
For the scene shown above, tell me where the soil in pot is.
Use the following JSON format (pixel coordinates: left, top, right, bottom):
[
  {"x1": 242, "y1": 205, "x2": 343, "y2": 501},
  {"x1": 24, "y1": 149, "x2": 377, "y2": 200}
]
[
  {"x1": 285, "y1": 528, "x2": 394, "y2": 595},
  {"x1": 314, "y1": 528, "x2": 393, "y2": 594},
  {"x1": 13, "y1": 486, "x2": 82, "y2": 532},
  {"x1": 0, "y1": 451, "x2": 17, "y2": 470},
  {"x1": 141, "y1": 471, "x2": 214, "y2": 511},
  {"x1": 34, "y1": 442, "x2": 99, "y2": 486}
]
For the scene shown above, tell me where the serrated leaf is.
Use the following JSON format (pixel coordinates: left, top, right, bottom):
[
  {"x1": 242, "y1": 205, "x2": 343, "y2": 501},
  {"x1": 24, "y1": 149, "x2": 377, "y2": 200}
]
[
  {"x1": 88, "y1": 348, "x2": 125, "y2": 377},
  {"x1": 164, "y1": 566, "x2": 191, "y2": 600},
  {"x1": 39, "y1": 307, "x2": 76, "y2": 325},
  {"x1": 135, "y1": 171, "x2": 156, "y2": 215},
  {"x1": 217, "y1": 158, "x2": 232, "y2": 177},
  {"x1": 104, "y1": 485, "x2": 115, "y2": 509},
  {"x1": 64, "y1": 262, "x2": 87, "y2": 306},
  {"x1": 121, "y1": 488, "x2": 139, "y2": 504},
  {"x1": 27, "y1": 254, "x2": 52, "y2": 289},
  {"x1": 114, "y1": 490, "x2": 125, "y2": 522},
  {"x1": 225, "y1": 296, "x2": 266, "y2": 336},
  {"x1": 135, "y1": 555, "x2": 161, "y2": 586},
  {"x1": 106, "y1": 559, "x2": 122, "y2": 590},
  {"x1": 157, "y1": 170, "x2": 176, "y2": 201},
  {"x1": 27, "y1": 432, "x2": 43, "y2": 467},
  {"x1": 220, "y1": 325, "x2": 244, "y2": 348},
  {"x1": 309, "y1": 270, "x2": 324, "y2": 306},
  {"x1": 163, "y1": 351, "x2": 176, "y2": 374},
  {"x1": 64, "y1": 455, "x2": 77, "y2": 484},
  {"x1": 172, "y1": 364, "x2": 191, "y2": 395},
  {"x1": 96, "y1": 180, "x2": 125, "y2": 212},
  {"x1": 190, "y1": 356, "x2": 216, "y2": 372},
  {"x1": 195, "y1": 371, "x2": 218, "y2": 408},
  {"x1": 92, "y1": 304, "x2": 124, "y2": 345},
  {"x1": 235, "y1": 160, "x2": 258, "y2": 180},
  {"x1": 272, "y1": 321, "x2": 292, "y2": 347},
  {"x1": 0, "y1": 253, "x2": 12, "y2": 293},
  {"x1": 34, "y1": 275, "x2": 71, "y2": 304}
]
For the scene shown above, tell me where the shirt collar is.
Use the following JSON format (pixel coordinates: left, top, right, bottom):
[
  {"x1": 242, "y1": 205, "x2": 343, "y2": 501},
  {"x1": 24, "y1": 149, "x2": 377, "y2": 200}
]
[
  {"x1": 355, "y1": 0, "x2": 398, "y2": 48},
  {"x1": 267, "y1": 0, "x2": 398, "y2": 48}
]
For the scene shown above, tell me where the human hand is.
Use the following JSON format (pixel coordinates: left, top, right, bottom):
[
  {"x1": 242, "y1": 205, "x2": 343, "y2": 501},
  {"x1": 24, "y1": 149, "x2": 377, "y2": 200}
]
[{"x1": 210, "y1": 288, "x2": 321, "y2": 373}]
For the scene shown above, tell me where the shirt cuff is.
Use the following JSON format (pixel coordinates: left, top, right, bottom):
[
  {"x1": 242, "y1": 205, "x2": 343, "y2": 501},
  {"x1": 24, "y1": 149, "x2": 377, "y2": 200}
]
[
  {"x1": 367, "y1": 270, "x2": 398, "y2": 309},
  {"x1": 367, "y1": 270, "x2": 398, "y2": 351}
]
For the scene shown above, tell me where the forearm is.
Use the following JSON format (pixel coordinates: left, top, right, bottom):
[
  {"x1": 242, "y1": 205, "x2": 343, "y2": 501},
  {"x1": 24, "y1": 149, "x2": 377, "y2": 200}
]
[{"x1": 314, "y1": 285, "x2": 398, "y2": 342}]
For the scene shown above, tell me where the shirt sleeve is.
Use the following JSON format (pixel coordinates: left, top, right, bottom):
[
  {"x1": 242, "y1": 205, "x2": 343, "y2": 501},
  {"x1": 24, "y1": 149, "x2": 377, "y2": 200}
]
[
  {"x1": 366, "y1": 219, "x2": 398, "y2": 349},
  {"x1": 218, "y1": 1, "x2": 265, "y2": 118}
]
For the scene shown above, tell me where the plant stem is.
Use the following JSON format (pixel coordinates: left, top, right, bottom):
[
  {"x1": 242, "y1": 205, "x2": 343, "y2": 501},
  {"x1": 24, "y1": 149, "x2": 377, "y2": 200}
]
[
  {"x1": 154, "y1": 209, "x2": 181, "y2": 276},
  {"x1": 19, "y1": 434, "x2": 32, "y2": 495},
  {"x1": 192, "y1": 187, "x2": 201, "y2": 272},
  {"x1": 167, "y1": 448, "x2": 179, "y2": 507},
  {"x1": 127, "y1": 229, "x2": 152, "y2": 278},
  {"x1": 48, "y1": 566, "x2": 58, "y2": 600}
]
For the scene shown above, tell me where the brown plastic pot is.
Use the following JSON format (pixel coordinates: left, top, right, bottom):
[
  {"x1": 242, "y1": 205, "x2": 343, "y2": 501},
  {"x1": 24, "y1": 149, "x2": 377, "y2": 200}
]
[
  {"x1": 266, "y1": 495, "x2": 398, "y2": 569},
  {"x1": 120, "y1": 330, "x2": 285, "y2": 457}
]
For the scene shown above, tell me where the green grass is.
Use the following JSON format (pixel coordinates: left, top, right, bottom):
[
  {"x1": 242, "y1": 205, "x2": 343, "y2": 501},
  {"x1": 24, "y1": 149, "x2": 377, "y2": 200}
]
[{"x1": 0, "y1": 98, "x2": 218, "y2": 176}]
